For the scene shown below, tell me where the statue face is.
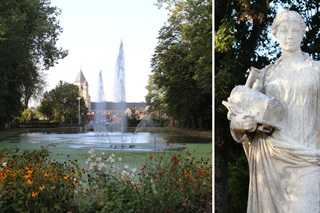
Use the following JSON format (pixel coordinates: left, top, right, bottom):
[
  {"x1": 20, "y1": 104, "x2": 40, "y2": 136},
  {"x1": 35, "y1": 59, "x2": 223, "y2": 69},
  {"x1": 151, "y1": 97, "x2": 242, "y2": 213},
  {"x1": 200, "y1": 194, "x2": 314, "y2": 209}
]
[{"x1": 276, "y1": 21, "x2": 304, "y2": 53}]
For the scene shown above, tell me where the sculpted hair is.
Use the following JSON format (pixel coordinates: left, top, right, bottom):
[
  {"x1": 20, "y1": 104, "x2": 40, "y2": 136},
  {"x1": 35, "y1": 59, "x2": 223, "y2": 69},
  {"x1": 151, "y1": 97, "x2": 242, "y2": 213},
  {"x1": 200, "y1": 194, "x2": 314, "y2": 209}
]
[{"x1": 271, "y1": 11, "x2": 306, "y2": 36}]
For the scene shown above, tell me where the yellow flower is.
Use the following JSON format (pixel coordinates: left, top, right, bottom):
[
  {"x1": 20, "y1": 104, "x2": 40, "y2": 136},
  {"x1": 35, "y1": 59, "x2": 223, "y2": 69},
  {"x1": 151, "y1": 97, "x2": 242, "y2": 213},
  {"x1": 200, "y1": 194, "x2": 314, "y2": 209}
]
[
  {"x1": 32, "y1": 191, "x2": 38, "y2": 197},
  {"x1": 43, "y1": 172, "x2": 50, "y2": 177},
  {"x1": 27, "y1": 179, "x2": 34, "y2": 185},
  {"x1": 8, "y1": 181, "x2": 14, "y2": 185},
  {"x1": 27, "y1": 169, "x2": 33, "y2": 174},
  {"x1": 39, "y1": 185, "x2": 45, "y2": 191}
]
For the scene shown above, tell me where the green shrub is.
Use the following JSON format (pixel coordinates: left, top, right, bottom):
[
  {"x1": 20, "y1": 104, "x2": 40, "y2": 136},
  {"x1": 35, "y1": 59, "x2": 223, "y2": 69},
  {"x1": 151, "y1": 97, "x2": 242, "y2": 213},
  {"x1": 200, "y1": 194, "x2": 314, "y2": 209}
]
[
  {"x1": 0, "y1": 147, "x2": 81, "y2": 212},
  {"x1": 76, "y1": 149, "x2": 212, "y2": 213},
  {"x1": 0, "y1": 147, "x2": 212, "y2": 212}
]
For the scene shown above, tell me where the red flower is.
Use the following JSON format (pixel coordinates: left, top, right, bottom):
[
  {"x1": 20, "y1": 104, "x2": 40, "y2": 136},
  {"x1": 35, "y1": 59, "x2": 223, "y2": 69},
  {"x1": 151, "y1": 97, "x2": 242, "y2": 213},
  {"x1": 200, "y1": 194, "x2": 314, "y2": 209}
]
[
  {"x1": 166, "y1": 207, "x2": 171, "y2": 211},
  {"x1": 139, "y1": 179, "x2": 143, "y2": 183},
  {"x1": 141, "y1": 165, "x2": 146, "y2": 172},
  {"x1": 172, "y1": 155, "x2": 179, "y2": 164},
  {"x1": 170, "y1": 167, "x2": 175, "y2": 172},
  {"x1": 169, "y1": 183, "x2": 173, "y2": 187},
  {"x1": 207, "y1": 157, "x2": 211, "y2": 162},
  {"x1": 187, "y1": 179, "x2": 192, "y2": 183},
  {"x1": 126, "y1": 180, "x2": 131, "y2": 184},
  {"x1": 1, "y1": 155, "x2": 4, "y2": 158},
  {"x1": 149, "y1": 155, "x2": 154, "y2": 160},
  {"x1": 186, "y1": 152, "x2": 191, "y2": 156},
  {"x1": 133, "y1": 184, "x2": 137, "y2": 189}
]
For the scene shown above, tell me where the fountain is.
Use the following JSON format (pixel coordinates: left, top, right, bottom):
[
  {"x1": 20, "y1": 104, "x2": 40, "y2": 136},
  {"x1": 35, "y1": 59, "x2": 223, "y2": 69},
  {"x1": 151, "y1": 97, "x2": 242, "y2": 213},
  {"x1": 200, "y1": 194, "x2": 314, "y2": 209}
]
[
  {"x1": 92, "y1": 41, "x2": 126, "y2": 136},
  {"x1": 112, "y1": 40, "x2": 127, "y2": 134},
  {"x1": 89, "y1": 40, "x2": 185, "y2": 151},
  {"x1": 97, "y1": 70, "x2": 105, "y2": 102}
]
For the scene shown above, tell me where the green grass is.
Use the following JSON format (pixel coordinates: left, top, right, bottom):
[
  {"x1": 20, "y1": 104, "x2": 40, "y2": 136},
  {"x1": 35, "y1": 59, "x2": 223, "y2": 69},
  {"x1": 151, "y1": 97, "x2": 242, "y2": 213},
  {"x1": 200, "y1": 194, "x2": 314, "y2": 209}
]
[{"x1": 0, "y1": 130, "x2": 212, "y2": 172}]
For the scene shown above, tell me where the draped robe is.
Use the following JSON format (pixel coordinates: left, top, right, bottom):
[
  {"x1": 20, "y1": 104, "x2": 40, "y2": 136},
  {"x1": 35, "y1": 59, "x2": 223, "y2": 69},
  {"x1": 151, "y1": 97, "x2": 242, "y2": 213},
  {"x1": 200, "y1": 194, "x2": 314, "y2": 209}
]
[{"x1": 230, "y1": 57, "x2": 320, "y2": 213}]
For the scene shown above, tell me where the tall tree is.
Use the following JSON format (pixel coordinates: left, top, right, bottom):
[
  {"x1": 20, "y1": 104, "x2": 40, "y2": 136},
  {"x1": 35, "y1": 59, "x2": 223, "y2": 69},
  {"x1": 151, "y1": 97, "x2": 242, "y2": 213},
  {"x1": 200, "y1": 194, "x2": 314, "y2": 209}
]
[
  {"x1": 20, "y1": 62, "x2": 47, "y2": 109},
  {"x1": 38, "y1": 81, "x2": 88, "y2": 124},
  {"x1": 145, "y1": 74, "x2": 168, "y2": 119},
  {"x1": 215, "y1": 0, "x2": 275, "y2": 211},
  {"x1": 0, "y1": 0, "x2": 67, "y2": 129},
  {"x1": 149, "y1": 0, "x2": 212, "y2": 129}
]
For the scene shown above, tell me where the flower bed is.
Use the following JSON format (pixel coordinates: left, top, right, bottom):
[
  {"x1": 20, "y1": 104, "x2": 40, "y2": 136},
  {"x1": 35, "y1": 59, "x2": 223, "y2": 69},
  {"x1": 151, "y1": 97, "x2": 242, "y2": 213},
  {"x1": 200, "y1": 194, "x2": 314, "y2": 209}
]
[{"x1": 0, "y1": 146, "x2": 212, "y2": 212}]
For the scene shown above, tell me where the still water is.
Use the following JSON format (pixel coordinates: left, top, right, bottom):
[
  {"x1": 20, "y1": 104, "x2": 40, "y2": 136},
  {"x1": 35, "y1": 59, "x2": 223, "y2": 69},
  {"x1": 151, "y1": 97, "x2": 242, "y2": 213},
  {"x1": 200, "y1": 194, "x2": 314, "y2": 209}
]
[{"x1": 0, "y1": 132, "x2": 212, "y2": 170}]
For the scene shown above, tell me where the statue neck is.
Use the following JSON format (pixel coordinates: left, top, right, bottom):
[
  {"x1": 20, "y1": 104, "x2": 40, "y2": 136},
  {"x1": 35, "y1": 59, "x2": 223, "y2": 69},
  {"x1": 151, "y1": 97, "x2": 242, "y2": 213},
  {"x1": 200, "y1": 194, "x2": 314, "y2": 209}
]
[{"x1": 280, "y1": 50, "x2": 305, "y2": 64}]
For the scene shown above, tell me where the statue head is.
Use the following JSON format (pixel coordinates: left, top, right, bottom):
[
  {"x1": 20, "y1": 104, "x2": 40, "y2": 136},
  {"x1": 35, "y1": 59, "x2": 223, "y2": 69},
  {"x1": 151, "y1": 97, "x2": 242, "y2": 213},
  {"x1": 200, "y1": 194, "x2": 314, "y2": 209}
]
[{"x1": 271, "y1": 11, "x2": 306, "y2": 37}]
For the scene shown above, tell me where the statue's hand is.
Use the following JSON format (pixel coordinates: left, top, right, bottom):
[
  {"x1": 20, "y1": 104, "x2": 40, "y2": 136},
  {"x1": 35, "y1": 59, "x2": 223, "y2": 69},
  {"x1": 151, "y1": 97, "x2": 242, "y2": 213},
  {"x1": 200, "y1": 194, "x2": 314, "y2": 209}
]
[{"x1": 230, "y1": 113, "x2": 257, "y2": 133}]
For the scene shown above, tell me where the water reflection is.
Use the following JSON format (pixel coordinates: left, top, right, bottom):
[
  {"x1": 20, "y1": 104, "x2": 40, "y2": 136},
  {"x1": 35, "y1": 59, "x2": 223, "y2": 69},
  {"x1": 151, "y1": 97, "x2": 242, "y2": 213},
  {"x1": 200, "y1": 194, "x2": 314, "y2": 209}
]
[{"x1": 1, "y1": 132, "x2": 188, "y2": 151}]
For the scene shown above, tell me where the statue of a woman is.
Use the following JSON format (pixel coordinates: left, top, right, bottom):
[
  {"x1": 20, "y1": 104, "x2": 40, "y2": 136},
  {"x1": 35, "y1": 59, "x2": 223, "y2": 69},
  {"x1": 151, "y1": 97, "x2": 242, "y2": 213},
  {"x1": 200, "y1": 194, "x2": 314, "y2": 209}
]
[{"x1": 223, "y1": 11, "x2": 320, "y2": 213}]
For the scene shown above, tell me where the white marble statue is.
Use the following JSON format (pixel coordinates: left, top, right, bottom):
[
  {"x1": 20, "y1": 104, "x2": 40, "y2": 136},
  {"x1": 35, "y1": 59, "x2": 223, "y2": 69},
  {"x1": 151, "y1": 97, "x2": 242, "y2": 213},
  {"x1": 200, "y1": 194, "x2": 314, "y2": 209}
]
[{"x1": 223, "y1": 11, "x2": 320, "y2": 213}]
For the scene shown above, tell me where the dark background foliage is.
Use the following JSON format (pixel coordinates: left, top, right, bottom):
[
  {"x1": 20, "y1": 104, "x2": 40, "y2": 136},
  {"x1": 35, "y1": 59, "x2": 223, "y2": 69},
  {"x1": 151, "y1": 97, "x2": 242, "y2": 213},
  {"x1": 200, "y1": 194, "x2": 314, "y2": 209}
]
[{"x1": 215, "y1": 1, "x2": 320, "y2": 212}]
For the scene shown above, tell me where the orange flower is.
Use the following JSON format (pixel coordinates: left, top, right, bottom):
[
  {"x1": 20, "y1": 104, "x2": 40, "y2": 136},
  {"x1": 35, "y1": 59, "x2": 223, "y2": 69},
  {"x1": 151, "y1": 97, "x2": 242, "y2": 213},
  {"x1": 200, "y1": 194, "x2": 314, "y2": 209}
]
[
  {"x1": 64, "y1": 175, "x2": 69, "y2": 180},
  {"x1": 83, "y1": 188, "x2": 87, "y2": 193},
  {"x1": 8, "y1": 181, "x2": 14, "y2": 185},
  {"x1": 72, "y1": 180, "x2": 78, "y2": 186},
  {"x1": 185, "y1": 172, "x2": 192, "y2": 177},
  {"x1": 43, "y1": 172, "x2": 50, "y2": 177},
  {"x1": 27, "y1": 179, "x2": 34, "y2": 185},
  {"x1": 32, "y1": 191, "x2": 38, "y2": 197},
  {"x1": 80, "y1": 169, "x2": 85, "y2": 174},
  {"x1": 10, "y1": 172, "x2": 16, "y2": 177},
  {"x1": 24, "y1": 174, "x2": 31, "y2": 179},
  {"x1": 39, "y1": 185, "x2": 45, "y2": 191},
  {"x1": 0, "y1": 171, "x2": 7, "y2": 180}
]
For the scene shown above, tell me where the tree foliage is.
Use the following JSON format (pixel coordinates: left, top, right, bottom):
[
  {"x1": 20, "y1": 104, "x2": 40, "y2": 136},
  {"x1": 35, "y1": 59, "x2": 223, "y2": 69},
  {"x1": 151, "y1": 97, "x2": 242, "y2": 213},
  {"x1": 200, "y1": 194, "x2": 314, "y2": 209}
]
[
  {"x1": 147, "y1": 0, "x2": 212, "y2": 129},
  {"x1": 0, "y1": 0, "x2": 67, "y2": 129},
  {"x1": 215, "y1": 0, "x2": 320, "y2": 212},
  {"x1": 38, "y1": 81, "x2": 88, "y2": 124}
]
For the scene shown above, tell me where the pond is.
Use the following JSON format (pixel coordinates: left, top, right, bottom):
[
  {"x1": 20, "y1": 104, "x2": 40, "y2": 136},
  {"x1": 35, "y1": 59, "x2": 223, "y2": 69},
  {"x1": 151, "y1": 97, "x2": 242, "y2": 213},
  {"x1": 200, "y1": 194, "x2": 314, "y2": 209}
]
[{"x1": 0, "y1": 131, "x2": 212, "y2": 170}]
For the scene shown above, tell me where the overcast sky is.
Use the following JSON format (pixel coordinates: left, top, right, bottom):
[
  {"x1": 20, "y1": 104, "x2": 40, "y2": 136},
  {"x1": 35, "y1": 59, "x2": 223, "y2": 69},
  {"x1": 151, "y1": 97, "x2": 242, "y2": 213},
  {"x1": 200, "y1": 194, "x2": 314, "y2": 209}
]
[{"x1": 46, "y1": 0, "x2": 168, "y2": 102}]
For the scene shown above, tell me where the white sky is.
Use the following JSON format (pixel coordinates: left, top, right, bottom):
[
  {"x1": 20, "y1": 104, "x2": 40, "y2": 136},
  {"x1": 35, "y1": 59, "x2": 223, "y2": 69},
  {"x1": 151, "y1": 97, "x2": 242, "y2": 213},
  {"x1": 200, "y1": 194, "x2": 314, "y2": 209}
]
[{"x1": 46, "y1": 0, "x2": 168, "y2": 102}]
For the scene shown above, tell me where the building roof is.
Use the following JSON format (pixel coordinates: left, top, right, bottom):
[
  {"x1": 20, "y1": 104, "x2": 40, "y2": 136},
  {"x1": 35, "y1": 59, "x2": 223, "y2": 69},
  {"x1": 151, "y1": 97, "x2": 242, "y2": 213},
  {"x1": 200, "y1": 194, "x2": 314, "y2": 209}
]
[
  {"x1": 74, "y1": 70, "x2": 87, "y2": 84},
  {"x1": 91, "y1": 102, "x2": 147, "y2": 111}
]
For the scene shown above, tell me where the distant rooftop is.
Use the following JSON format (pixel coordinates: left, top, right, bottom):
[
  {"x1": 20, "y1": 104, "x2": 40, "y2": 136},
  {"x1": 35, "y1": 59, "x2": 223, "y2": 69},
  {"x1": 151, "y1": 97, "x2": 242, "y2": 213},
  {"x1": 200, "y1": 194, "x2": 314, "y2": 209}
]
[
  {"x1": 91, "y1": 102, "x2": 147, "y2": 111},
  {"x1": 74, "y1": 70, "x2": 87, "y2": 84}
]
